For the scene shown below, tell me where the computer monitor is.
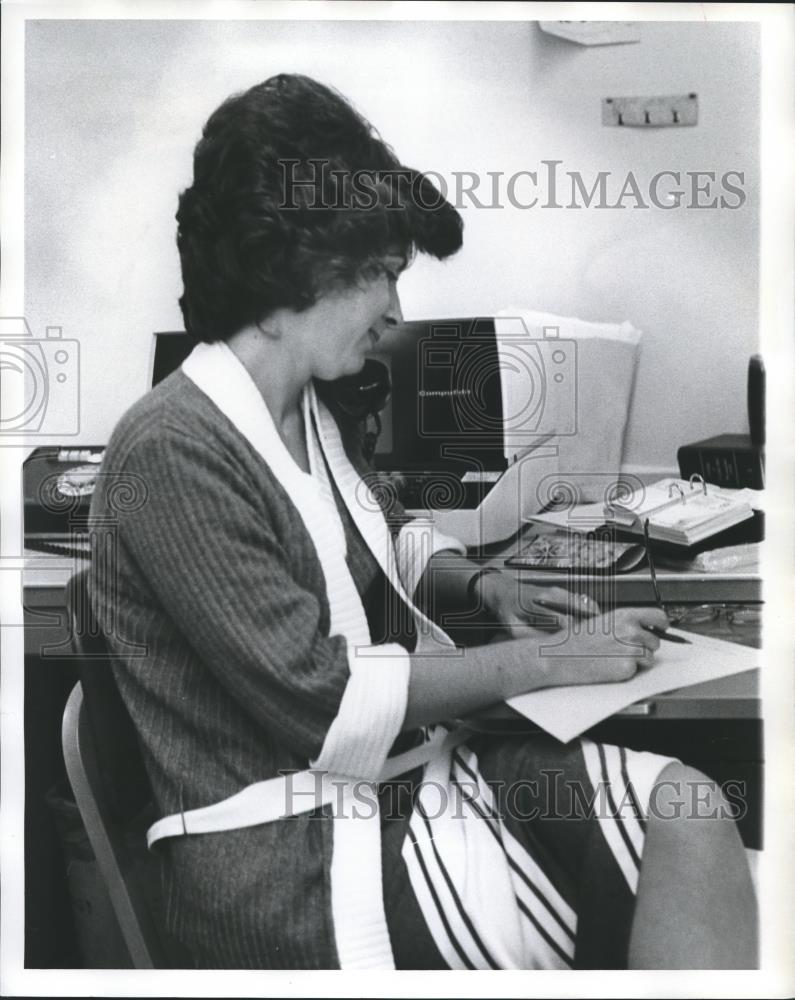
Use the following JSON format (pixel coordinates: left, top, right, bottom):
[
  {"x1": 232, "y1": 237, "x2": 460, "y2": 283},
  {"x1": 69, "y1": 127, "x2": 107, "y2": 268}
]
[
  {"x1": 370, "y1": 318, "x2": 507, "y2": 476},
  {"x1": 149, "y1": 331, "x2": 192, "y2": 388}
]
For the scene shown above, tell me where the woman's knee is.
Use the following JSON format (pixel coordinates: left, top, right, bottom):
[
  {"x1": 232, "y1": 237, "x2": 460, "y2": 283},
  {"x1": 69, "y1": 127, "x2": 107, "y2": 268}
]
[
  {"x1": 648, "y1": 762, "x2": 738, "y2": 822},
  {"x1": 646, "y1": 762, "x2": 746, "y2": 861}
]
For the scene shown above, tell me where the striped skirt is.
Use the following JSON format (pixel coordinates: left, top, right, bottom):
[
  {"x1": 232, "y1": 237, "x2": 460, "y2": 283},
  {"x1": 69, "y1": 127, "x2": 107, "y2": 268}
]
[{"x1": 380, "y1": 732, "x2": 677, "y2": 970}]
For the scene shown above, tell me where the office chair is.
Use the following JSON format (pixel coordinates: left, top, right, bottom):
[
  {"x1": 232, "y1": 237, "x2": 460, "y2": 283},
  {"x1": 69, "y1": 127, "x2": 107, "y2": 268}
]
[{"x1": 62, "y1": 568, "x2": 193, "y2": 969}]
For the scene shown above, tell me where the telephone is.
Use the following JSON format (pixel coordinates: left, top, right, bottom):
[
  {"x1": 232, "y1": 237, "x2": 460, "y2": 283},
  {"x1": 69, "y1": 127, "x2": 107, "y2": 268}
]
[
  {"x1": 24, "y1": 362, "x2": 393, "y2": 554},
  {"x1": 317, "y1": 358, "x2": 391, "y2": 463},
  {"x1": 24, "y1": 447, "x2": 104, "y2": 555}
]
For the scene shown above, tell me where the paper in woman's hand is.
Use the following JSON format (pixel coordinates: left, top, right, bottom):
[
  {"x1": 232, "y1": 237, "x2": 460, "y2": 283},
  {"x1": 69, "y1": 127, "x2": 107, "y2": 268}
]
[{"x1": 507, "y1": 630, "x2": 758, "y2": 743}]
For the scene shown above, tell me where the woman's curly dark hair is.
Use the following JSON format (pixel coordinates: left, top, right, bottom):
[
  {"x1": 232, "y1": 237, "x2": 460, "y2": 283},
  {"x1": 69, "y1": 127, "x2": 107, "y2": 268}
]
[{"x1": 176, "y1": 74, "x2": 464, "y2": 342}]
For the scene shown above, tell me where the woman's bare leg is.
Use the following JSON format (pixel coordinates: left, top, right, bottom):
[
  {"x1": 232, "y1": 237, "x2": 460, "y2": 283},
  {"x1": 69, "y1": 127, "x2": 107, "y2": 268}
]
[{"x1": 628, "y1": 762, "x2": 758, "y2": 969}]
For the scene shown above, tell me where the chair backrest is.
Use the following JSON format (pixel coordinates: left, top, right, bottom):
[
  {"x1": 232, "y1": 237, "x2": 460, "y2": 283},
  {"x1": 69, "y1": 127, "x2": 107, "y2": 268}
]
[
  {"x1": 62, "y1": 568, "x2": 192, "y2": 969},
  {"x1": 62, "y1": 682, "x2": 163, "y2": 968},
  {"x1": 65, "y1": 568, "x2": 153, "y2": 824}
]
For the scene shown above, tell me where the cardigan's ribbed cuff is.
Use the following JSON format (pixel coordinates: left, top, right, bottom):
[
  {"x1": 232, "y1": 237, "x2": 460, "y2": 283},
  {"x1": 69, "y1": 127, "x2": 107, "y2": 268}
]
[
  {"x1": 311, "y1": 642, "x2": 411, "y2": 781},
  {"x1": 395, "y1": 519, "x2": 466, "y2": 600}
]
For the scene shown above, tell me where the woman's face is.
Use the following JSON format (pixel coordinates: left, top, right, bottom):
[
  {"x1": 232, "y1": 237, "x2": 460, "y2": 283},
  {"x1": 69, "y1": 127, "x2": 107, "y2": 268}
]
[{"x1": 298, "y1": 256, "x2": 405, "y2": 381}]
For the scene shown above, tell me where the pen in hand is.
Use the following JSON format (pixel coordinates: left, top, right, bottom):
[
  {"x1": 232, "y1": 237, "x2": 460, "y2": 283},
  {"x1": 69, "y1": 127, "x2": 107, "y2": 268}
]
[
  {"x1": 533, "y1": 599, "x2": 692, "y2": 644},
  {"x1": 642, "y1": 624, "x2": 691, "y2": 645}
]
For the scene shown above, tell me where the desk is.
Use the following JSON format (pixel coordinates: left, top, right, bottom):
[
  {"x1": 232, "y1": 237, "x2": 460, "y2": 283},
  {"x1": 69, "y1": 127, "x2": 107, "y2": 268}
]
[
  {"x1": 473, "y1": 667, "x2": 759, "y2": 725},
  {"x1": 492, "y1": 548, "x2": 762, "y2": 718},
  {"x1": 494, "y1": 566, "x2": 762, "y2": 607}
]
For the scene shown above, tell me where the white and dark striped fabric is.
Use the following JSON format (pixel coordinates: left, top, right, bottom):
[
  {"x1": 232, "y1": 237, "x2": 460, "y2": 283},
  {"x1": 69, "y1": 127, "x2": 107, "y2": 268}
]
[{"x1": 399, "y1": 737, "x2": 673, "y2": 969}]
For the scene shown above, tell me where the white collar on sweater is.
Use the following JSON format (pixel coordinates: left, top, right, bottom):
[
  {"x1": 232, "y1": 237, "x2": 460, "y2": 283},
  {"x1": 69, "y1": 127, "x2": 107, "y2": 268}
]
[
  {"x1": 181, "y1": 339, "x2": 454, "y2": 649},
  {"x1": 182, "y1": 338, "x2": 412, "y2": 969}
]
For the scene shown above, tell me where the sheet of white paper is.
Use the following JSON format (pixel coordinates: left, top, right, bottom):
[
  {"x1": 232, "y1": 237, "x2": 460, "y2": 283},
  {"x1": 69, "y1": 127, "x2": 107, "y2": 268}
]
[
  {"x1": 430, "y1": 440, "x2": 559, "y2": 546},
  {"x1": 506, "y1": 630, "x2": 758, "y2": 743},
  {"x1": 524, "y1": 501, "x2": 608, "y2": 533}
]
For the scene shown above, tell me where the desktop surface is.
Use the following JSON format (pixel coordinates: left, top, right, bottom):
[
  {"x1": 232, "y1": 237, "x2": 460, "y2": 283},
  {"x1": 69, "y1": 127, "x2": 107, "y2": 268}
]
[
  {"x1": 24, "y1": 548, "x2": 761, "y2": 723},
  {"x1": 497, "y1": 564, "x2": 762, "y2": 606}
]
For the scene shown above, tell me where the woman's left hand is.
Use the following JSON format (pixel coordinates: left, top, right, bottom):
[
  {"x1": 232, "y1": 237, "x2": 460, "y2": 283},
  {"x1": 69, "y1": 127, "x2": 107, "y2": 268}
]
[{"x1": 476, "y1": 570, "x2": 600, "y2": 639}]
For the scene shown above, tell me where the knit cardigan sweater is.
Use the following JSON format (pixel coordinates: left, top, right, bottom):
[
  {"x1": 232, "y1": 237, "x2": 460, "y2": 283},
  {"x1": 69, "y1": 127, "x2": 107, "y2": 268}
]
[{"x1": 88, "y1": 366, "x2": 460, "y2": 968}]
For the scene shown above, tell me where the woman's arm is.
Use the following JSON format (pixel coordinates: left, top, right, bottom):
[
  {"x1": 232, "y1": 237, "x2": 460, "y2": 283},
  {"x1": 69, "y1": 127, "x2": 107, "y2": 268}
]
[
  {"x1": 413, "y1": 548, "x2": 600, "y2": 639},
  {"x1": 99, "y1": 427, "x2": 362, "y2": 761},
  {"x1": 403, "y1": 605, "x2": 670, "y2": 730}
]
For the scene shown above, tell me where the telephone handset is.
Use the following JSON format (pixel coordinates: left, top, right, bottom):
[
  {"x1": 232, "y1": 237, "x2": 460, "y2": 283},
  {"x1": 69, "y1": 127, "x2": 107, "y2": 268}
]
[
  {"x1": 318, "y1": 359, "x2": 391, "y2": 463},
  {"x1": 332, "y1": 358, "x2": 391, "y2": 418}
]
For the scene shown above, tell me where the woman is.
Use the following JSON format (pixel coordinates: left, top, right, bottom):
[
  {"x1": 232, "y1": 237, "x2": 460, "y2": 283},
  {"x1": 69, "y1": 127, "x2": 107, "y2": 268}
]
[{"x1": 89, "y1": 74, "x2": 756, "y2": 970}]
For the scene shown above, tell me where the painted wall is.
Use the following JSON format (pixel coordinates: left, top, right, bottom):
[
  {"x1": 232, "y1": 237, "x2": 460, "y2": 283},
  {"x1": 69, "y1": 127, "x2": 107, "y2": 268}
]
[{"x1": 24, "y1": 18, "x2": 759, "y2": 469}]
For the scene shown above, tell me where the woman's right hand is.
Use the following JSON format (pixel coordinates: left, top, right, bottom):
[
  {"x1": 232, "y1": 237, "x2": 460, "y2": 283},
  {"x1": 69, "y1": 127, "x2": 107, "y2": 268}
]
[
  {"x1": 405, "y1": 607, "x2": 671, "y2": 730},
  {"x1": 508, "y1": 606, "x2": 671, "y2": 695}
]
